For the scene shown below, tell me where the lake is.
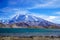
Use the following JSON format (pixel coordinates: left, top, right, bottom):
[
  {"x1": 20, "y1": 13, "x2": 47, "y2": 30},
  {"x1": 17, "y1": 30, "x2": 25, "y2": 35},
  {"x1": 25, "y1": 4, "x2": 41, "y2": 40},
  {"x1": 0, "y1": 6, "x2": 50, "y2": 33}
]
[{"x1": 0, "y1": 28, "x2": 60, "y2": 37}]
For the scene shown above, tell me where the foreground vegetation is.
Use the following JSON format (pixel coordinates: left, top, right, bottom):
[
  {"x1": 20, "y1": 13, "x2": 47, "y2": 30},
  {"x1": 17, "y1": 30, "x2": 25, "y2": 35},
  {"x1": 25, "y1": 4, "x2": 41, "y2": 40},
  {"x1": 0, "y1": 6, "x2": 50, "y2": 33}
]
[{"x1": 0, "y1": 36, "x2": 60, "y2": 40}]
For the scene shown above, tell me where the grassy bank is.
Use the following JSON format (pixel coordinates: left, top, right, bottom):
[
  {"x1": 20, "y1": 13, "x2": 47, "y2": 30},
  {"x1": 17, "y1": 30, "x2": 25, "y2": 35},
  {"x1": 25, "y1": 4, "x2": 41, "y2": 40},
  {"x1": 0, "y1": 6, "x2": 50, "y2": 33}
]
[{"x1": 0, "y1": 36, "x2": 60, "y2": 40}]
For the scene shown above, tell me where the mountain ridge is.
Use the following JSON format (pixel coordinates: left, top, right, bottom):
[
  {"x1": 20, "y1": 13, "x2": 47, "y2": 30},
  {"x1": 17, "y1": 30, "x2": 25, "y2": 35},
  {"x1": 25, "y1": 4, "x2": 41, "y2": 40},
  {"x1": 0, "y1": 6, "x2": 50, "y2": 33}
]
[{"x1": 0, "y1": 14, "x2": 60, "y2": 28}]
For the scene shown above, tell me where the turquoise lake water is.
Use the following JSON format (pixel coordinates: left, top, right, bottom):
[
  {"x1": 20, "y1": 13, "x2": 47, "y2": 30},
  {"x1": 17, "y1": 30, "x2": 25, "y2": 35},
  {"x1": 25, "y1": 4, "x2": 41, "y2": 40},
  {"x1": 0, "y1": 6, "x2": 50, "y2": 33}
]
[
  {"x1": 0, "y1": 28, "x2": 60, "y2": 36},
  {"x1": 0, "y1": 28, "x2": 60, "y2": 33}
]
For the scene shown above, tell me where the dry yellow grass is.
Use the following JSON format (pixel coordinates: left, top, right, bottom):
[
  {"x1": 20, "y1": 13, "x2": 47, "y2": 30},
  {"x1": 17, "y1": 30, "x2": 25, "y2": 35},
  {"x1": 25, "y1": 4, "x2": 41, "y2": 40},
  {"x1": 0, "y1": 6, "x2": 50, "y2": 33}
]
[{"x1": 0, "y1": 36, "x2": 60, "y2": 40}]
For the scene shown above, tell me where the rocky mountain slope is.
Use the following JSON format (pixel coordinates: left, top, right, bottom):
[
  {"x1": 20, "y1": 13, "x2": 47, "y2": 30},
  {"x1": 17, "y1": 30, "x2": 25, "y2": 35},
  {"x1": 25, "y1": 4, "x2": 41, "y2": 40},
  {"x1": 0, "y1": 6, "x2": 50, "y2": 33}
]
[{"x1": 0, "y1": 14, "x2": 60, "y2": 28}]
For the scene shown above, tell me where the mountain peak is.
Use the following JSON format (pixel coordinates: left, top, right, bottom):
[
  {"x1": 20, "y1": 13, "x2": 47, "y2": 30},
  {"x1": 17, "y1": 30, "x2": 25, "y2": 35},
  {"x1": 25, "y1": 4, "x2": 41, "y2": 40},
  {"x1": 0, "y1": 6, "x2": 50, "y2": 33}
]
[
  {"x1": 0, "y1": 13, "x2": 60, "y2": 28},
  {"x1": 9, "y1": 14, "x2": 39, "y2": 23}
]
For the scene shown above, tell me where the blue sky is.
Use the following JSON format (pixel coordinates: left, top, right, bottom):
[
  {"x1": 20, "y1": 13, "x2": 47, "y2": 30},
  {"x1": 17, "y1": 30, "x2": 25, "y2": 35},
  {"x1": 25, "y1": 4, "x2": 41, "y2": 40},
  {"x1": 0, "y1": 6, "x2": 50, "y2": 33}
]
[{"x1": 0, "y1": 0, "x2": 60, "y2": 24}]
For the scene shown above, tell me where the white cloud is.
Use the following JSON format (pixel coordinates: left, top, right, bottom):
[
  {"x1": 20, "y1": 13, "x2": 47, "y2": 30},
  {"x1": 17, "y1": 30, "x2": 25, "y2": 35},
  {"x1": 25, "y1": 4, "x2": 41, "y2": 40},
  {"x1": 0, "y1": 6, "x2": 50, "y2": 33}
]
[
  {"x1": 7, "y1": 0, "x2": 60, "y2": 9},
  {"x1": 41, "y1": 15, "x2": 60, "y2": 24},
  {"x1": 55, "y1": 12, "x2": 60, "y2": 15},
  {"x1": 27, "y1": 0, "x2": 60, "y2": 9},
  {"x1": 0, "y1": 7, "x2": 29, "y2": 19},
  {"x1": 46, "y1": 16, "x2": 57, "y2": 22},
  {"x1": 11, "y1": 9, "x2": 30, "y2": 19},
  {"x1": 30, "y1": 13, "x2": 60, "y2": 24}
]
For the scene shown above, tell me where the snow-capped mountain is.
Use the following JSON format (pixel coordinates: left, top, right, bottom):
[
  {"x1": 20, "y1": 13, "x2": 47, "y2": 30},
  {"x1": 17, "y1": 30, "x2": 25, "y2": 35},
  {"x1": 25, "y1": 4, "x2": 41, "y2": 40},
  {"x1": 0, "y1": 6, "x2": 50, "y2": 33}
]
[
  {"x1": 8, "y1": 14, "x2": 44, "y2": 23},
  {"x1": 5, "y1": 14, "x2": 59, "y2": 28},
  {"x1": 0, "y1": 14, "x2": 60, "y2": 28}
]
